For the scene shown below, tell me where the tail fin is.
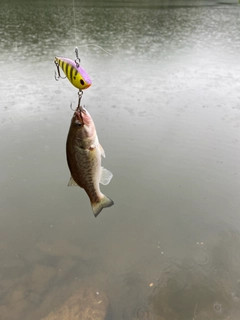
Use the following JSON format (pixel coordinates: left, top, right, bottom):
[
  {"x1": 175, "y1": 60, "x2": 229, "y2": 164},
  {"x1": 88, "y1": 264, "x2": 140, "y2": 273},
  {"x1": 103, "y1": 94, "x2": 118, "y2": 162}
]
[{"x1": 91, "y1": 195, "x2": 114, "y2": 217}]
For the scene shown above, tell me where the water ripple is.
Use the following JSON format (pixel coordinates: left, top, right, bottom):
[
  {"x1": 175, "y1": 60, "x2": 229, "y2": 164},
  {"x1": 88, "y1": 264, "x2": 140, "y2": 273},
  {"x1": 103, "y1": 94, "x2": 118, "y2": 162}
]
[
  {"x1": 134, "y1": 306, "x2": 153, "y2": 320},
  {"x1": 192, "y1": 243, "x2": 210, "y2": 266},
  {"x1": 213, "y1": 301, "x2": 223, "y2": 315}
]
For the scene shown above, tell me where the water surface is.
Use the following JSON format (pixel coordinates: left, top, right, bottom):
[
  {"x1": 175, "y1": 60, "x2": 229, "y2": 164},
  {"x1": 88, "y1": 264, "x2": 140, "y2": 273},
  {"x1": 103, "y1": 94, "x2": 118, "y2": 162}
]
[{"x1": 0, "y1": 0, "x2": 240, "y2": 319}]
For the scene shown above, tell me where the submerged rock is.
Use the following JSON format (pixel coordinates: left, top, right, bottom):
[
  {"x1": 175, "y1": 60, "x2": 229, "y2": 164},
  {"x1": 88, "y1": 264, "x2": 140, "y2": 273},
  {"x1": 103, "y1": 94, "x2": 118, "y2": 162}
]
[
  {"x1": 56, "y1": 258, "x2": 77, "y2": 280},
  {"x1": 0, "y1": 284, "x2": 30, "y2": 320},
  {"x1": 29, "y1": 264, "x2": 57, "y2": 294},
  {"x1": 36, "y1": 240, "x2": 94, "y2": 260},
  {"x1": 41, "y1": 288, "x2": 109, "y2": 320}
]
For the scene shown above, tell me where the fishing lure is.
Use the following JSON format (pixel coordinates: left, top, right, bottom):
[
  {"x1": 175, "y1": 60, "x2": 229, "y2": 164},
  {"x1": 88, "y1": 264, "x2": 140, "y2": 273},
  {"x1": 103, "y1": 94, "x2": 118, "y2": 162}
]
[{"x1": 54, "y1": 48, "x2": 92, "y2": 90}]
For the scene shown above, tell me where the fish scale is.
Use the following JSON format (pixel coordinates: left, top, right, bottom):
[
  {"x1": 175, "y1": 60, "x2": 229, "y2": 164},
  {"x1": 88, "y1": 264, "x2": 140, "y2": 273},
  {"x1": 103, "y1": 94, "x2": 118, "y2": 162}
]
[{"x1": 66, "y1": 107, "x2": 114, "y2": 217}]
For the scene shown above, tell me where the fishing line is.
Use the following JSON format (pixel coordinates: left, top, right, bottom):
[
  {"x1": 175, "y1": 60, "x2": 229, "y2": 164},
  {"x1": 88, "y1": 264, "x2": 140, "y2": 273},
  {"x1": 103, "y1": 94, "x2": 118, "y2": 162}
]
[
  {"x1": 76, "y1": 44, "x2": 113, "y2": 56},
  {"x1": 54, "y1": 0, "x2": 113, "y2": 110},
  {"x1": 72, "y1": 0, "x2": 112, "y2": 56},
  {"x1": 72, "y1": 0, "x2": 77, "y2": 45}
]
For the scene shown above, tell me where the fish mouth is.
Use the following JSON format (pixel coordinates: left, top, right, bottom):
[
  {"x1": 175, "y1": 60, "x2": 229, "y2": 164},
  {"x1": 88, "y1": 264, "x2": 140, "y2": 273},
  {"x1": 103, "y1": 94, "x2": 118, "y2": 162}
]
[
  {"x1": 75, "y1": 107, "x2": 86, "y2": 125},
  {"x1": 74, "y1": 109, "x2": 82, "y2": 124}
]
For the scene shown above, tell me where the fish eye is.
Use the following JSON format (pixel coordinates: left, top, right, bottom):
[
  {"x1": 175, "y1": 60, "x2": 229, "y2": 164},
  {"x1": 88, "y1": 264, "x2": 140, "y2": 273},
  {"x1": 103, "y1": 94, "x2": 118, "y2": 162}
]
[
  {"x1": 75, "y1": 120, "x2": 82, "y2": 127},
  {"x1": 80, "y1": 79, "x2": 85, "y2": 85}
]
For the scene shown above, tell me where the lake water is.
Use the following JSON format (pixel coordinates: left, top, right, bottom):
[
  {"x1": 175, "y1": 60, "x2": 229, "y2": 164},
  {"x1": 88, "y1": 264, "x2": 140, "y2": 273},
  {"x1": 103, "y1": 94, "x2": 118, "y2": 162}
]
[{"x1": 0, "y1": 0, "x2": 240, "y2": 319}]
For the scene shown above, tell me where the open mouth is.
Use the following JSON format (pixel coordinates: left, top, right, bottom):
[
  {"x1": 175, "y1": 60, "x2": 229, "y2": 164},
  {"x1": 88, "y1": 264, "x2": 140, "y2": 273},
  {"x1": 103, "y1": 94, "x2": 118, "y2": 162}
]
[{"x1": 74, "y1": 109, "x2": 84, "y2": 126}]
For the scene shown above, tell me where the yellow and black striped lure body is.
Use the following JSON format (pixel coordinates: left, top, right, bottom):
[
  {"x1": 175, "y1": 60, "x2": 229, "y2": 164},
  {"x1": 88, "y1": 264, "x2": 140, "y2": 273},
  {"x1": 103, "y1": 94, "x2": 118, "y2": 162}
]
[{"x1": 55, "y1": 57, "x2": 92, "y2": 90}]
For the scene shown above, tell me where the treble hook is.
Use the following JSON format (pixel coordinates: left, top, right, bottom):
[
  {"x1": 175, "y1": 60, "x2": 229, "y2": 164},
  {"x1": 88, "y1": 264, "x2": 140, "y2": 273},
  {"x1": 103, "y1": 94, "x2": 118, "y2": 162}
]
[
  {"x1": 70, "y1": 90, "x2": 84, "y2": 124},
  {"x1": 70, "y1": 89, "x2": 83, "y2": 112},
  {"x1": 54, "y1": 60, "x2": 66, "y2": 81},
  {"x1": 77, "y1": 90, "x2": 83, "y2": 109},
  {"x1": 75, "y1": 47, "x2": 81, "y2": 68}
]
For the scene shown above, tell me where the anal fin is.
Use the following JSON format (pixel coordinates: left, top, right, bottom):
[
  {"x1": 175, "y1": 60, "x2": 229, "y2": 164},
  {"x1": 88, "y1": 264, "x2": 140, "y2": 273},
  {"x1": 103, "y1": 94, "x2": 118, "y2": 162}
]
[{"x1": 68, "y1": 176, "x2": 78, "y2": 186}]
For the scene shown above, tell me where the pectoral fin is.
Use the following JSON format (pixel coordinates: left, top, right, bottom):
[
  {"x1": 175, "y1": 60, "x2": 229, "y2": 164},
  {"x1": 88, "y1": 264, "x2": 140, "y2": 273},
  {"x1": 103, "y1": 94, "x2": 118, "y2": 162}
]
[
  {"x1": 99, "y1": 144, "x2": 105, "y2": 158},
  {"x1": 68, "y1": 176, "x2": 78, "y2": 186},
  {"x1": 100, "y1": 167, "x2": 113, "y2": 185}
]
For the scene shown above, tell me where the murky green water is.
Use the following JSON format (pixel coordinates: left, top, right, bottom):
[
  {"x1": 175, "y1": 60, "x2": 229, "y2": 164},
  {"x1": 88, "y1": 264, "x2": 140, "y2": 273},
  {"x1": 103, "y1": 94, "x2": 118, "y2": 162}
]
[{"x1": 1, "y1": 0, "x2": 240, "y2": 319}]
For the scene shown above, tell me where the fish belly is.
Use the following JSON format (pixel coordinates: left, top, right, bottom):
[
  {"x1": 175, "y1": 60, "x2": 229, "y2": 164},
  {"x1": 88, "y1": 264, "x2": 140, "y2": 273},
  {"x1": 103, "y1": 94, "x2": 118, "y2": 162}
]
[{"x1": 68, "y1": 144, "x2": 102, "y2": 203}]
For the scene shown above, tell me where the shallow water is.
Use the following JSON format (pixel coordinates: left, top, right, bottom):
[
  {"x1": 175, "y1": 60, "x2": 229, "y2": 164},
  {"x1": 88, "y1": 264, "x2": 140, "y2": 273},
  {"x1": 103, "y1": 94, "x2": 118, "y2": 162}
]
[{"x1": 0, "y1": 0, "x2": 240, "y2": 319}]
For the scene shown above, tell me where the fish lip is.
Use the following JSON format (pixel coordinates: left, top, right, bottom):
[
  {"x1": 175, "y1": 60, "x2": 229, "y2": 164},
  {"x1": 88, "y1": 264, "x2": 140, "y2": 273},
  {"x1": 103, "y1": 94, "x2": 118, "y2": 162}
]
[
  {"x1": 80, "y1": 106, "x2": 86, "y2": 113},
  {"x1": 74, "y1": 110, "x2": 84, "y2": 125}
]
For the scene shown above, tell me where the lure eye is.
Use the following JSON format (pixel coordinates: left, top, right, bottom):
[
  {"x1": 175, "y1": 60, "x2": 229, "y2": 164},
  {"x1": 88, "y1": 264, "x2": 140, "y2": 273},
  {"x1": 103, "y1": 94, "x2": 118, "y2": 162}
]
[{"x1": 80, "y1": 79, "x2": 85, "y2": 85}]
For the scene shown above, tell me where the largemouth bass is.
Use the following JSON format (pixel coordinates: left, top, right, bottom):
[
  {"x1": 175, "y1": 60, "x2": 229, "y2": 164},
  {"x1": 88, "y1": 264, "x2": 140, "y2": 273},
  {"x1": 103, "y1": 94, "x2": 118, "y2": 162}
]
[{"x1": 66, "y1": 106, "x2": 114, "y2": 217}]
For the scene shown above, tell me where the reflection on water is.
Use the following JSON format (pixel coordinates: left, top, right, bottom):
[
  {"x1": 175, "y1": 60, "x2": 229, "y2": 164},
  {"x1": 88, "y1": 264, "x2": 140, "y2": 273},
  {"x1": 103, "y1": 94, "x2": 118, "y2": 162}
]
[{"x1": 0, "y1": 0, "x2": 240, "y2": 319}]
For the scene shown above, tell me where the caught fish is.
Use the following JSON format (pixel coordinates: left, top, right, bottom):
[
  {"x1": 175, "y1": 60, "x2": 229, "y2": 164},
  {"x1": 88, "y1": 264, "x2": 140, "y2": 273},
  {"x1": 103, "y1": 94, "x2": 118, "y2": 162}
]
[
  {"x1": 55, "y1": 57, "x2": 92, "y2": 90},
  {"x1": 66, "y1": 106, "x2": 114, "y2": 217}
]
